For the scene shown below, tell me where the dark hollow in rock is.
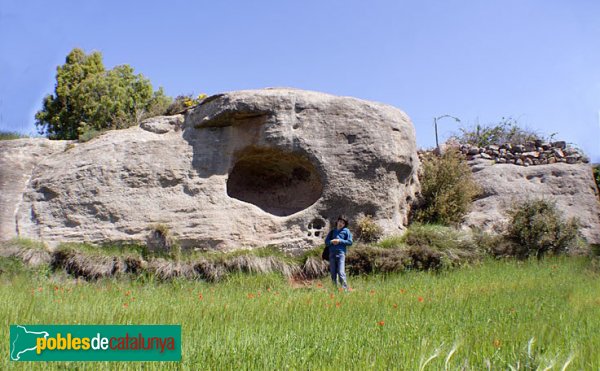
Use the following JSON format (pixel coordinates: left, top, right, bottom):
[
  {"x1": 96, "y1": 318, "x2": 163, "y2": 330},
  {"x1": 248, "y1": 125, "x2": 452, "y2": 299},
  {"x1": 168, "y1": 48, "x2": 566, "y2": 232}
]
[{"x1": 226, "y1": 147, "x2": 323, "y2": 216}]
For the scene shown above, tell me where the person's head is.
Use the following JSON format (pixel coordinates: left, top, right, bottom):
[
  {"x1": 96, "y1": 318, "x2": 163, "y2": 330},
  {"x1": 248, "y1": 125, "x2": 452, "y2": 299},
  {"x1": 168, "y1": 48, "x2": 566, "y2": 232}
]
[{"x1": 336, "y1": 215, "x2": 349, "y2": 230}]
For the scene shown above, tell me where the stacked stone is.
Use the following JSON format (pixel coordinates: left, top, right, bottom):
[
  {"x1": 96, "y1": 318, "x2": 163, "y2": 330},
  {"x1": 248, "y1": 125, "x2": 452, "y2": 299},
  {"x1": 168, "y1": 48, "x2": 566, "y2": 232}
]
[{"x1": 459, "y1": 140, "x2": 589, "y2": 166}]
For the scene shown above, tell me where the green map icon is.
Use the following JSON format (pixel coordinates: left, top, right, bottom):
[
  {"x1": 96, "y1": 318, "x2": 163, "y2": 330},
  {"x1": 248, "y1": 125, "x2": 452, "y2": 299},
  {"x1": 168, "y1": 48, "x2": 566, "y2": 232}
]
[{"x1": 10, "y1": 325, "x2": 49, "y2": 361}]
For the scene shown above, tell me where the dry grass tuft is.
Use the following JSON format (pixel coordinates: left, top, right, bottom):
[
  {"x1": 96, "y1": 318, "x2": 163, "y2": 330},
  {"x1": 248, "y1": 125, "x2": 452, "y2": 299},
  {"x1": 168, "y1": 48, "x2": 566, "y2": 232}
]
[
  {"x1": 193, "y1": 259, "x2": 227, "y2": 283},
  {"x1": 223, "y1": 255, "x2": 299, "y2": 278},
  {"x1": 52, "y1": 250, "x2": 125, "y2": 280},
  {"x1": 147, "y1": 258, "x2": 197, "y2": 280},
  {"x1": 300, "y1": 256, "x2": 329, "y2": 279}
]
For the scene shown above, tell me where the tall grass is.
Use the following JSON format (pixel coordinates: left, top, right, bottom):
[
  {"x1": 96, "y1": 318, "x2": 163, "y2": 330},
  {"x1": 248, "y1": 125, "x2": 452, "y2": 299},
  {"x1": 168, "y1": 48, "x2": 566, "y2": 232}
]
[{"x1": 1, "y1": 257, "x2": 599, "y2": 369}]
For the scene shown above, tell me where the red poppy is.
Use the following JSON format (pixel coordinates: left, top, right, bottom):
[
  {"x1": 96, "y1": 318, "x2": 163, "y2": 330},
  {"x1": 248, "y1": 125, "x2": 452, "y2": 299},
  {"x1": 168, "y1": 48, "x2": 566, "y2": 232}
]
[
  {"x1": 392, "y1": 303, "x2": 398, "y2": 309},
  {"x1": 377, "y1": 321, "x2": 385, "y2": 326},
  {"x1": 399, "y1": 289, "x2": 406, "y2": 294},
  {"x1": 247, "y1": 293, "x2": 255, "y2": 299},
  {"x1": 418, "y1": 297, "x2": 424, "y2": 302},
  {"x1": 123, "y1": 303, "x2": 129, "y2": 308}
]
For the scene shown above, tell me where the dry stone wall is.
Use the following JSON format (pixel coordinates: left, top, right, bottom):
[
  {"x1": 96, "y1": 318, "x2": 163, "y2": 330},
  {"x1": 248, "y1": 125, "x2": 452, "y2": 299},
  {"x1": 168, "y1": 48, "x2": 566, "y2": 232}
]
[{"x1": 459, "y1": 140, "x2": 589, "y2": 166}]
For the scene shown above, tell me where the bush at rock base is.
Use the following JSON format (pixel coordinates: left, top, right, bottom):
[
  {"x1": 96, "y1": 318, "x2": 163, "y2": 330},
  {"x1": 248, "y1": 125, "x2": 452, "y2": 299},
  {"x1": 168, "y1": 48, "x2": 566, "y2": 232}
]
[
  {"x1": 506, "y1": 198, "x2": 580, "y2": 259},
  {"x1": 355, "y1": 215, "x2": 383, "y2": 243},
  {"x1": 413, "y1": 149, "x2": 481, "y2": 225}
]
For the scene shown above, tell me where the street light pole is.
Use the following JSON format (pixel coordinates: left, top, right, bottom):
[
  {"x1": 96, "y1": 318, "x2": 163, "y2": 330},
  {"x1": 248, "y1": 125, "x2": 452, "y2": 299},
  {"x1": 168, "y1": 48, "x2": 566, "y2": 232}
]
[{"x1": 434, "y1": 114, "x2": 461, "y2": 153}]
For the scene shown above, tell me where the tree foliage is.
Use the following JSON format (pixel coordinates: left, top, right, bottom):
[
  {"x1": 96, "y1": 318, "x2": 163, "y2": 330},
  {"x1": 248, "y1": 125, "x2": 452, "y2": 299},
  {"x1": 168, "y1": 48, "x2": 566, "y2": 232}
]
[{"x1": 35, "y1": 48, "x2": 172, "y2": 140}]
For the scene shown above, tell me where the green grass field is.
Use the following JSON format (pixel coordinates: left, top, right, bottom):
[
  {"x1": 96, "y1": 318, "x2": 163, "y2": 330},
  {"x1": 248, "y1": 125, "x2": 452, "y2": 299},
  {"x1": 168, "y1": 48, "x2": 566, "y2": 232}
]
[{"x1": 2, "y1": 256, "x2": 599, "y2": 369}]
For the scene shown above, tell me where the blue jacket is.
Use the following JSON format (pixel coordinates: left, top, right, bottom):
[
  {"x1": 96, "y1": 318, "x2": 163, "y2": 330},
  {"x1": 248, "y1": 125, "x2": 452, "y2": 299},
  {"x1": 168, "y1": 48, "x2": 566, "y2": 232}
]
[{"x1": 325, "y1": 227, "x2": 353, "y2": 253}]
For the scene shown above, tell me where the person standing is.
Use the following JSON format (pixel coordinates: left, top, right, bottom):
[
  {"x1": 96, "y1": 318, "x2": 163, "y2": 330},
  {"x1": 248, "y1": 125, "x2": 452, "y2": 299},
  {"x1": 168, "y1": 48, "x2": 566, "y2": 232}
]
[{"x1": 325, "y1": 215, "x2": 353, "y2": 291}]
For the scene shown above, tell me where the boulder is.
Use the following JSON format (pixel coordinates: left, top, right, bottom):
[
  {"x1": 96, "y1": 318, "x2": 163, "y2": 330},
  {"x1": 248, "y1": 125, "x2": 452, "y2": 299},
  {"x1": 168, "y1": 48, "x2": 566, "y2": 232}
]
[
  {"x1": 463, "y1": 160, "x2": 600, "y2": 244},
  {"x1": 5, "y1": 88, "x2": 420, "y2": 252},
  {"x1": 139, "y1": 114, "x2": 184, "y2": 134}
]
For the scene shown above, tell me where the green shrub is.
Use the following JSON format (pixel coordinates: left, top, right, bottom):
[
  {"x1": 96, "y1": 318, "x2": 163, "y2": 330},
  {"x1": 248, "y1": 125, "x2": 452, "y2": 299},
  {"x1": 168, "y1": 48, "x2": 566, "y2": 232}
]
[
  {"x1": 402, "y1": 224, "x2": 476, "y2": 251},
  {"x1": 165, "y1": 94, "x2": 207, "y2": 115},
  {"x1": 356, "y1": 215, "x2": 383, "y2": 243},
  {"x1": 377, "y1": 236, "x2": 404, "y2": 249},
  {"x1": 346, "y1": 224, "x2": 483, "y2": 274},
  {"x1": 594, "y1": 165, "x2": 599, "y2": 191},
  {"x1": 77, "y1": 127, "x2": 108, "y2": 142},
  {"x1": 453, "y1": 117, "x2": 542, "y2": 147},
  {"x1": 345, "y1": 246, "x2": 411, "y2": 275},
  {"x1": 506, "y1": 199, "x2": 580, "y2": 259},
  {"x1": 414, "y1": 149, "x2": 481, "y2": 225},
  {"x1": 407, "y1": 245, "x2": 442, "y2": 270},
  {"x1": 403, "y1": 223, "x2": 485, "y2": 267},
  {"x1": 471, "y1": 229, "x2": 514, "y2": 258},
  {"x1": 402, "y1": 223, "x2": 484, "y2": 266}
]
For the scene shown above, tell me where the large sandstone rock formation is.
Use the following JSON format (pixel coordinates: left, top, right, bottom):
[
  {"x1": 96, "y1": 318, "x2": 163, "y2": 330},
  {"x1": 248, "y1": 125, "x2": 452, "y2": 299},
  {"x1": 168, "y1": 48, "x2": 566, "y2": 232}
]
[
  {"x1": 1, "y1": 88, "x2": 420, "y2": 252},
  {"x1": 0, "y1": 139, "x2": 69, "y2": 240},
  {"x1": 463, "y1": 159, "x2": 600, "y2": 244}
]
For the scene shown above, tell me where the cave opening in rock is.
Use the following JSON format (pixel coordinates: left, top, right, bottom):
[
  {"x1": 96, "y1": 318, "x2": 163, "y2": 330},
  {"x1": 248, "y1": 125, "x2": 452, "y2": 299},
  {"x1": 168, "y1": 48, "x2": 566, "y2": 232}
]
[{"x1": 226, "y1": 147, "x2": 323, "y2": 216}]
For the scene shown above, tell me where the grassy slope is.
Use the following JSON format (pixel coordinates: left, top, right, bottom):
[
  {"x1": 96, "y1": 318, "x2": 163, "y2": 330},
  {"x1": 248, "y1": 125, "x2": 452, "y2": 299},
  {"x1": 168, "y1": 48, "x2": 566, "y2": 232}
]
[{"x1": 1, "y1": 257, "x2": 599, "y2": 369}]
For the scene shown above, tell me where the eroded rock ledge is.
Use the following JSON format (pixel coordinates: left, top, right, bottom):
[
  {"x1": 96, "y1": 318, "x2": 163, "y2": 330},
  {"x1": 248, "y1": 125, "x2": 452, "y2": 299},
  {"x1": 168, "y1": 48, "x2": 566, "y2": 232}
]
[{"x1": 2, "y1": 88, "x2": 420, "y2": 252}]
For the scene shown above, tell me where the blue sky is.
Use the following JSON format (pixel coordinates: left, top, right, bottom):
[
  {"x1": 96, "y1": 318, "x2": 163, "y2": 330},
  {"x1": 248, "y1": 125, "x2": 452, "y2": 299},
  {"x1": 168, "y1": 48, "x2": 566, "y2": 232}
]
[{"x1": 1, "y1": 1, "x2": 599, "y2": 161}]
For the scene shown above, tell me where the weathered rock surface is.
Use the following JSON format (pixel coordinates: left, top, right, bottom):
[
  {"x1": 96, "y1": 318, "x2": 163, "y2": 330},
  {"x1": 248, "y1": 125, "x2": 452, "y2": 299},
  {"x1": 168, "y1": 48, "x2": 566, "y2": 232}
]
[
  {"x1": 5, "y1": 88, "x2": 420, "y2": 252},
  {"x1": 463, "y1": 159, "x2": 600, "y2": 244},
  {"x1": 0, "y1": 139, "x2": 69, "y2": 240},
  {"x1": 139, "y1": 114, "x2": 184, "y2": 134}
]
